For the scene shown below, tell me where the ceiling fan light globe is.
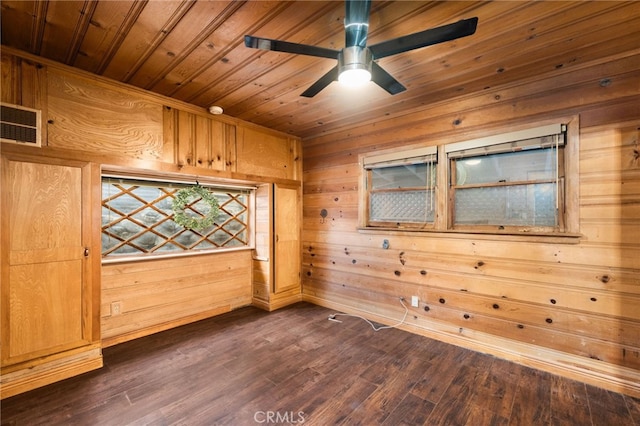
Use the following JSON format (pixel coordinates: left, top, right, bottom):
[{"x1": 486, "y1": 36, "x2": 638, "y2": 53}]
[
  {"x1": 338, "y1": 46, "x2": 372, "y2": 87},
  {"x1": 339, "y1": 68, "x2": 371, "y2": 87}
]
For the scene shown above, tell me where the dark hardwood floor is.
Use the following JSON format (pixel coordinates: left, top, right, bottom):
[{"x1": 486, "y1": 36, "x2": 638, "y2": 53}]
[{"x1": 2, "y1": 302, "x2": 639, "y2": 425}]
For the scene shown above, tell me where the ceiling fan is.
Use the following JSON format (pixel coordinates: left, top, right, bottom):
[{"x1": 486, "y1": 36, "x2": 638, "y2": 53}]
[{"x1": 244, "y1": 0, "x2": 478, "y2": 97}]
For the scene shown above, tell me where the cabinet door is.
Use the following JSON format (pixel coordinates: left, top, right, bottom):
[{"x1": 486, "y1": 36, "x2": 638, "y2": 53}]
[
  {"x1": 1, "y1": 156, "x2": 94, "y2": 366},
  {"x1": 273, "y1": 183, "x2": 300, "y2": 294}
]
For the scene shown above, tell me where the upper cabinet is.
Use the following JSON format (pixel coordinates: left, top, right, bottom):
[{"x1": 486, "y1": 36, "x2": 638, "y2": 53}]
[
  {"x1": 162, "y1": 107, "x2": 237, "y2": 171},
  {"x1": 236, "y1": 126, "x2": 301, "y2": 181}
]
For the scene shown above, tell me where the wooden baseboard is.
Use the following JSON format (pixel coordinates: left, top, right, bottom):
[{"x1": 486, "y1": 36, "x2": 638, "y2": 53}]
[
  {"x1": 303, "y1": 295, "x2": 640, "y2": 398},
  {"x1": 252, "y1": 293, "x2": 302, "y2": 312},
  {"x1": 101, "y1": 305, "x2": 234, "y2": 348},
  {"x1": 1, "y1": 347, "x2": 103, "y2": 399}
]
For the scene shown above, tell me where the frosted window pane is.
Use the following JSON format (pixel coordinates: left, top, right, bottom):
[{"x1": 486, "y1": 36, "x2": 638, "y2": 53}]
[
  {"x1": 370, "y1": 190, "x2": 435, "y2": 223},
  {"x1": 455, "y1": 183, "x2": 556, "y2": 226}
]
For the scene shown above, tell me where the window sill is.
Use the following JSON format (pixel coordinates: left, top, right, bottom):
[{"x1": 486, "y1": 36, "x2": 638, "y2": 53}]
[
  {"x1": 356, "y1": 226, "x2": 582, "y2": 244},
  {"x1": 101, "y1": 245, "x2": 255, "y2": 265}
]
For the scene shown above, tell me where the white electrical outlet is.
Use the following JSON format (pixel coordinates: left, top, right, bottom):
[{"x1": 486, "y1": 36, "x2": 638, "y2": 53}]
[
  {"x1": 111, "y1": 301, "x2": 122, "y2": 316},
  {"x1": 411, "y1": 295, "x2": 419, "y2": 307}
]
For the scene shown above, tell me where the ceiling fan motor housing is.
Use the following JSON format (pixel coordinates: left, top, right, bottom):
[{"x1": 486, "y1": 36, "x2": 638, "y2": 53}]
[{"x1": 338, "y1": 46, "x2": 372, "y2": 76}]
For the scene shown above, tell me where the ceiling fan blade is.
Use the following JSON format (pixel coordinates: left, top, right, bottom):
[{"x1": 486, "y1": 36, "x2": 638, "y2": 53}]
[
  {"x1": 368, "y1": 17, "x2": 479, "y2": 59},
  {"x1": 244, "y1": 35, "x2": 339, "y2": 59},
  {"x1": 371, "y1": 62, "x2": 406, "y2": 95},
  {"x1": 301, "y1": 66, "x2": 339, "y2": 97},
  {"x1": 345, "y1": 0, "x2": 372, "y2": 48}
]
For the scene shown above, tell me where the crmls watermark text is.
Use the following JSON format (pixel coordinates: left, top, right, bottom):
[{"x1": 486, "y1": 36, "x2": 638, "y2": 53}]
[{"x1": 254, "y1": 411, "x2": 306, "y2": 424}]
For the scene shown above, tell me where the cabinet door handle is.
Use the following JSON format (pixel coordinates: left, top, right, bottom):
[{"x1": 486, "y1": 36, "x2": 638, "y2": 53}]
[{"x1": 84, "y1": 247, "x2": 90, "y2": 257}]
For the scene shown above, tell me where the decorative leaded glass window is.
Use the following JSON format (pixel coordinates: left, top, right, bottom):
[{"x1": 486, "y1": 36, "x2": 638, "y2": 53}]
[{"x1": 101, "y1": 177, "x2": 252, "y2": 259}]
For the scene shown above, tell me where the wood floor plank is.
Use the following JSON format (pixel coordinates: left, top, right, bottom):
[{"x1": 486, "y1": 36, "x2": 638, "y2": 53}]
[
  {"x1": 510, "y1": 367, "x2": 552, "y2": 425},
  {"x1": 586, "y1": 384, "x2": 636, "y2": 426},
  {"x1": 625, "y1": 394, "x2": 640, "y2": 424},
  {"x1": 467, "y1": 357, "x2": 523, "y2": 421},
  {"x1": 409, "y1": 342, "x2": 471, "y2": 404},
  {"x1": 382, "y1": 393, "x2": 436, "y2": 426},
  {"x1": 0, "y1": 302, "x2": 635, "y2": 426},
  {"x1": 342, "y1": 354, "x2": 434, "y2": 424},
  {"x1": 424, "y1": 355, "x2": 494, "y2": 425},
  {"x1": 550, "y1": 376, "x2": 592, "y2": 425}
]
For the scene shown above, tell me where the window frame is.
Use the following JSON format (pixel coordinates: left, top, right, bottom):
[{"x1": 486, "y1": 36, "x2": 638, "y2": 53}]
[
  {"x1": 359, "y1": 117, "x2": 580, "y2": 240},
  {"x1": 101, "y1": 168, "x2": 256, "y2": 264},
  {"x1": 447, "y1": 124, "x2": 566, "y2": 234},
  {"x1": 362, "y1": 146, "x2": 438, "y2": 230}
]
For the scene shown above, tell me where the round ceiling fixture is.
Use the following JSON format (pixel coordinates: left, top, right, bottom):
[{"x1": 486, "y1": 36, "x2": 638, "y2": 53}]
[{"x1": 208, "y1": 105, "x2": 223, "y2": 115}]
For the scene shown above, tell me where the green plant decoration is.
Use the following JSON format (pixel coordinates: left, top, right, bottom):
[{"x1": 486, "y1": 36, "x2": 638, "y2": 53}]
[{"x1": 172, "y1": 185, "x2": 219, "y2": 230}]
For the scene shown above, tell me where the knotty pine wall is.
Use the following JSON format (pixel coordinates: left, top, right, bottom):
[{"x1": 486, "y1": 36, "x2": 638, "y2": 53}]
[
  {"x1": 1, "y1": 49, "x2": 302, "y2": 347},
  {"x1": 301, "y1": 52, "x2": 640, "y2": 396}
]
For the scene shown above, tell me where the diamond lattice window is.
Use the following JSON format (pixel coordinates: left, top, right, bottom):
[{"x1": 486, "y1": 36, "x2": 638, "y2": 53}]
[{"x1": 101, "y1": 178, "x2": 251, "y2": 258}]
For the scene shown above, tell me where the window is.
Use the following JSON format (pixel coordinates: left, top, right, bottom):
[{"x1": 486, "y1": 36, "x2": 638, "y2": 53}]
[
  {"x1": 363, "y1": 147, "x2": 437, "y2": 228},
  {"x1": 360, "y1": 121, "x2": 578, "y2": 238},
  {"x1": 101, "y1": 176, "x2": 252, "y2": 259},
  {"x1": 447, "y1": 124, "x2": 566, "y2": 232}
]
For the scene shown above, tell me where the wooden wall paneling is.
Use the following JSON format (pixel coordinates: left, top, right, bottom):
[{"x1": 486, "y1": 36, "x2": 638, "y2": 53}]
[
  {"x1": 17, "y1": 59, "x2": 47, "y2": 114},
  {"x1": 303, "y1": 241, "x2": 639, "y2": 296},
  {"x1": 46, "y1": 70, "x2": 164, "y2": 159},
  {"x1": 208, "y1": 118, "x2": 225, "y2": 171},
  {"x1": 580, "y1": 126, "x2": 640, "y2": 246},
  {"x1": 101, "y1": 250, "x2": 252, "y2": 347},
  {"x1": 0, "y1": 53, "x2": 20, "y2": 104},
  {"x1": 88, "y1": 161, "x2": 102, "y2": 342},
  {"x1": 252, "y1": 184, "x2": 272, "y2": 308},
  {"x1": 303, "y1": 268, "x2": 640, "y2": 370},
  {"x1": 0, "y1": 55, "x2": 48, "y2": 145},
  {"x1": 225, "y1": 121, "x2": 237, "y2": 171},
  {"x1": 194, "y1": 113, "x2": 211, "y2": 168},
  {"x1": 176, "y1": 109, "x2": 194, "y2": 167},
  {"x1": 162, "y1": 106, "x2": 177, "y2": 163}
]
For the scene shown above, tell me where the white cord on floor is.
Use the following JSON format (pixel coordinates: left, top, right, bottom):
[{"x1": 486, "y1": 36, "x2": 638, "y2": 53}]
[{"x1": 327, "y1": 297, "x2": 409, "y2": 332}]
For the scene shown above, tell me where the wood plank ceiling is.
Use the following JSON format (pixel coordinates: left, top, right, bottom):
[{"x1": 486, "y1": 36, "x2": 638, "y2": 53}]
[{"x1": 1, "y1": 1, "x2": 638, "y2": 140}]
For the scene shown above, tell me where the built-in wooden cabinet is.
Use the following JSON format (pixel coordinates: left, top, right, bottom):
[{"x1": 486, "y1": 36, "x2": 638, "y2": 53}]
[
  {"x1": 252, "y1": 183, "x2": 302, "y2": 311},
  {"x1": 163, "y1": 107, "x2": 237, "y2": 170},
  {"x1": 1, "y1": 151, "x2": 102, "y2": 399}
]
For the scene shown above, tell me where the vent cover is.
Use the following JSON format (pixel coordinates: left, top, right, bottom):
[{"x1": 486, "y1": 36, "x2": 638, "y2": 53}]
[{"x1": 1, "y1": 103, "x2": 41, "y2": 147}]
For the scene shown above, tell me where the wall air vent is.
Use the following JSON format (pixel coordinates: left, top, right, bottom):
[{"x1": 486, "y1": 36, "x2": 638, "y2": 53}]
[{"x1": 1, "y1": 103, "x2": 42, "y2": 147}]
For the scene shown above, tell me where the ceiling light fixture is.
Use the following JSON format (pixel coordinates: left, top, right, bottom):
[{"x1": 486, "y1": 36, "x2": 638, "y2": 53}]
[
  {"x1": 338, "y1": 46, "x2": 372, "y2": 87},
  {"x1": 208, "y1": 105, "x2": 223, "y2": 115}
]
